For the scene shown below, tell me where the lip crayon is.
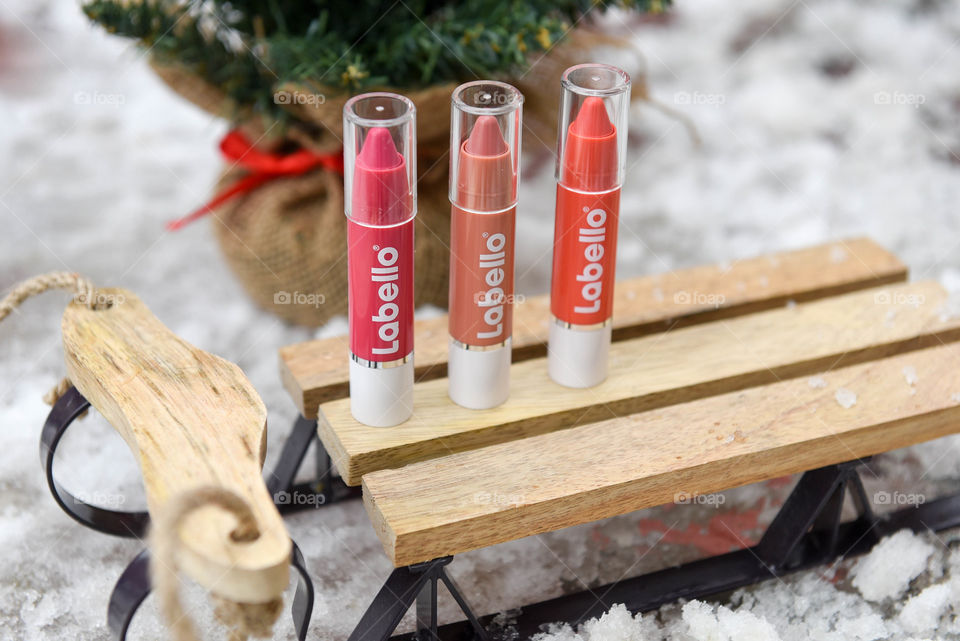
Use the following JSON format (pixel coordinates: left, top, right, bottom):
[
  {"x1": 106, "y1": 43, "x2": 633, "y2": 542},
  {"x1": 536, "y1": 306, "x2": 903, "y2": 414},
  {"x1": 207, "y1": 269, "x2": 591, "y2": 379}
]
[
  {"x1": 548, "y1": 64, "x2": 631, "y2": 388},
  {"x1": 343, "y1": 93, "x2": 417, "y2": 426},
  {"x1": 447, "y1": 81, "x2": 523, "y2": 409}
]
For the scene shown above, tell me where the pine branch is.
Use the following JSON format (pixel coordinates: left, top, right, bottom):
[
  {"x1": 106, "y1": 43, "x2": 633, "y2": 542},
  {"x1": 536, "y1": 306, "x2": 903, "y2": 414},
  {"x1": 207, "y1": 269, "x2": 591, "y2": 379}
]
[{"x1": 82, "y1": 0, "x2": 669, "y2": 123}]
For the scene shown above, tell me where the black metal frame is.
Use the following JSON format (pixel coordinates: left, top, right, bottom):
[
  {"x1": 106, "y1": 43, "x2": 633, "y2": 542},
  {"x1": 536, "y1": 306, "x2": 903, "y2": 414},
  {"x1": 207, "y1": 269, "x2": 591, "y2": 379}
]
[
  {"x1": 355, "y1": 460, "x2": 960, "y2": 641},
  {"x1": 39, "y1": 392, "x2": 960, "y2": 641},
  {"x1": 104, "y1": 543, "x2": 315, "y2": 641},
  {"x1": 266, "y1": 414, "x2": 361, "y2": 513},
  {"x1": 40, "y1": 387, "x2": 316, "y2": 641},
  {"x1": 349, "y1": 557, "x2": 489, "y2": 641}
]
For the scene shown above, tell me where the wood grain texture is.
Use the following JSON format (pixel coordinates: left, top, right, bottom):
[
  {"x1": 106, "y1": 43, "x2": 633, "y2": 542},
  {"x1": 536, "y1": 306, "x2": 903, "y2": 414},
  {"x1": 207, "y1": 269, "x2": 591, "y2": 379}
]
[
  {"x1": 282, "y1": 238, "x2": 905, "y2": 417},
  {"x1": 365, "y1": 343, "x2": 960, "y2": 566},
  {"x1": 62, "y1": 289, "x2": 290, "y2": 604},
  {"x1": 321, "y1": 280, "x2": 960, "y2": 486}
]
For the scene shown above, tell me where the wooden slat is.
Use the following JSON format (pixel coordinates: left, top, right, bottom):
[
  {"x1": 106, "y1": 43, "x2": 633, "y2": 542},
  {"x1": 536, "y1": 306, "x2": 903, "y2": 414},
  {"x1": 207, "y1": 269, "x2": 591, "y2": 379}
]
[
  {"x1": 281, "y1": 238, "x2": 905, "y2": 418},
  {"x1": 321, "y1": 281, "x2": 960, "y2": 486},
  {"x1": 365, "y1": 343, "x2": 960, "y2": 566}
]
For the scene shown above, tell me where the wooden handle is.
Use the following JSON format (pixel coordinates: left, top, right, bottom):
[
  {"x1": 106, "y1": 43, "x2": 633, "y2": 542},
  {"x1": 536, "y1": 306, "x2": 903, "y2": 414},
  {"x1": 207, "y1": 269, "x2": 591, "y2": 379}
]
[{"x1": 61, "y1": 289, "x2": 290, "y2": 604}]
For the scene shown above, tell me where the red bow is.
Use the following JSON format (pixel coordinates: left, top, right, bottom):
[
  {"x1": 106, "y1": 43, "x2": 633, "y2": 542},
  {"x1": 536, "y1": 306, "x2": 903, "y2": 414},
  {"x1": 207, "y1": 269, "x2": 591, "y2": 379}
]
[{"x1": 167, "y1": 129, "x2": 344, "y2": 231}]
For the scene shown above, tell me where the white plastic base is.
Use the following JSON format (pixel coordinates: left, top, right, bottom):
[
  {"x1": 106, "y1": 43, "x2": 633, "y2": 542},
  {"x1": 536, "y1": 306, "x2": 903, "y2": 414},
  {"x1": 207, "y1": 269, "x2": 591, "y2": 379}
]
[
  {"x1": 547, "y1": 323, "x2": 612, "y2": 388},
  {"x1": 349, "y1": 357, "x2": 414, "y2": 427},
  {"x1": 448, "y1": 338, "x2": 512, "y2": 409}
]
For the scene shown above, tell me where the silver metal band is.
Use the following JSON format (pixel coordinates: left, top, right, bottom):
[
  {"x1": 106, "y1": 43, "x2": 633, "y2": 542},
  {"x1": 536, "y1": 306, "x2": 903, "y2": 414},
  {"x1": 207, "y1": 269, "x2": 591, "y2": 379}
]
[
  {"x1": 350, "y1": 351, "x2": 412, "y2": 369},
  {"x1": 450, "y1": 337, "x2": 509, "y2": 352},
  {"x1": 551, "y1": 315, "x2": 612, "y2": 331}
]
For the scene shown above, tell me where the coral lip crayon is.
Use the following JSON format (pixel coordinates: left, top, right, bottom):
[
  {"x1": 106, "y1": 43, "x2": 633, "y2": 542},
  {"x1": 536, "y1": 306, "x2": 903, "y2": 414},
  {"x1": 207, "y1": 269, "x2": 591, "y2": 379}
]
[
  {"x1": 448, "y1": 81, "x2": 523, "y2": 409},
  {"x1": 548, "y1": 64, "x2": 631, "y2": 389},
  {"x1": 343, "y1": 93, "x2": 417, "y2": 427}
]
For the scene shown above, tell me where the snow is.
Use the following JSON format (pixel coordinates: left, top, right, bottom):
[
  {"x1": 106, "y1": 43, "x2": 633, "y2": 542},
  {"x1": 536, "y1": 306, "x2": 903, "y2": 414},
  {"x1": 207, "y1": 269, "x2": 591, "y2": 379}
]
[
  {"x1": 835, "y1": 387, "x2": 858, "y2": 409},
  {"x1": 4, "y1": 0, "x2": 960, "y2": 639},
  {"x1": 902, "y1": 366, "x2": 918, "y2": 387},
  {"x1": 852, "y1": 531, "x2": 936, "y2": 603},
  {"x1": 682, "y1": 602, "x2": 782, "y2": 641},
  {"x1": 898, "y1": 583, "x2": 953, "y2": 635}
]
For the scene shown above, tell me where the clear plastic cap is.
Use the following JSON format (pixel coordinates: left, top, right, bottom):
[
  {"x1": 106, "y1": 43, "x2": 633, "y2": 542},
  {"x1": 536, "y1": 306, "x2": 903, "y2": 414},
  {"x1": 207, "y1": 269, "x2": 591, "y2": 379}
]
[
  {"x1": 555, "y1": 64, "x2": 631, "y2": 192},
  {"x1": 343, "y1": 92, "x2": 417, "y2": 226},
  {"x1": 449, "y1": 81, "x2": 523, "y2": 211}
]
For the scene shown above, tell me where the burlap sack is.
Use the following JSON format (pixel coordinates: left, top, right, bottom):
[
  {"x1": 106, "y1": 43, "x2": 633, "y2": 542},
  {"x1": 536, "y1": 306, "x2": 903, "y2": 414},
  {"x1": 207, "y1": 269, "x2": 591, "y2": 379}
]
[{"x1": 150, "y1": 31, "x2": 653, "y2": 326}]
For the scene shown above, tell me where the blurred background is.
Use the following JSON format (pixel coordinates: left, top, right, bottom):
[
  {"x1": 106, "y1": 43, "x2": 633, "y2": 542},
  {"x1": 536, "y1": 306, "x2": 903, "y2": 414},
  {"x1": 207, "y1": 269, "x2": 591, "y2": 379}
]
[{"x1": 2, "y1": 0, "x2": 960, "y2": 639}]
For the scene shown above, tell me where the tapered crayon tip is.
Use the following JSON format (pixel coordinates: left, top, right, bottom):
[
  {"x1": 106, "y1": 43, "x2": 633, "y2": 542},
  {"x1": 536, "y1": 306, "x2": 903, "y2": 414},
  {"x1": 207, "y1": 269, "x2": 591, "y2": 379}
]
[
  {"x1": 357, "y1": 127, "x2": 403, "y2": 169},
  {"x1": 569, "y1": 97, "x2": 614, "y2": 138},
  {"x1": 464, "y1": 116, "x2": 509, "y2": 156}
]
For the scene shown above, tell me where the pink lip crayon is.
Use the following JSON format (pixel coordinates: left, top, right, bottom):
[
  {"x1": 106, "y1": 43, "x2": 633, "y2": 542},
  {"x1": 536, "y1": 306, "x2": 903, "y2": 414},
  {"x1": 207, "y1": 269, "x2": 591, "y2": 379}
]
[
  {"x1": 548, "y1": 64, "x2": 631, "y2": 388},
  {"x1": 343, "y1": 93, "x2": 417, "y2": 427},
  {"x1": 447, "y1": 81, "x2": 523, "y2": 409}
]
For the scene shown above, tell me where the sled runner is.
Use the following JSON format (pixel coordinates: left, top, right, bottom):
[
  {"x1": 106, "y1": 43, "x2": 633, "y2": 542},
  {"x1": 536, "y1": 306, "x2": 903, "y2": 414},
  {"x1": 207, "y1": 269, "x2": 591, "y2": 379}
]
[{"x1": 40, "y1": 290, "x2": 314, "y2": 640}]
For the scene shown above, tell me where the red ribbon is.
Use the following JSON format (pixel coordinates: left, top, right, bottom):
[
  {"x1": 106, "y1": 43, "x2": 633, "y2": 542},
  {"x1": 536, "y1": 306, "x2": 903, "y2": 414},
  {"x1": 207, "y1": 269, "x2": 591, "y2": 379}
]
[{"x1": 167, "y1": 129, "x2": 344, "y2": 231}]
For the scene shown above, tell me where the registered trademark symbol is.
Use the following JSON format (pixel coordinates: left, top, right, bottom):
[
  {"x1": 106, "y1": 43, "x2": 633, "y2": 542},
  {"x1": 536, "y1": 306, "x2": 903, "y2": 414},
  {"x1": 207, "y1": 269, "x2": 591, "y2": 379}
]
[
  {"x1": 373, "y1": 244, "x2": 380, "y2": 250},
  {"x1": 482, "y1": 232, "x2": 488, "y2": 238},
  {"x1": 582, "y1": 206, "x2": 589, "y2": 212}
]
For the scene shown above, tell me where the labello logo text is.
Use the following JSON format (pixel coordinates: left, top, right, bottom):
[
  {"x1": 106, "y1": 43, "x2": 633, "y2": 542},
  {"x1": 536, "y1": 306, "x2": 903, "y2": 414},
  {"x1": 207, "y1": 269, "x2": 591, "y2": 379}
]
[
  {"x1": 475, "y1": 233, "x2": 507, "y2": 340},
  {"x1": 574, "y1": 207, "x2": 607, "y2": 314},
  {"x1": 370, "y1": 246, "x2": 401, "y2": 354}
]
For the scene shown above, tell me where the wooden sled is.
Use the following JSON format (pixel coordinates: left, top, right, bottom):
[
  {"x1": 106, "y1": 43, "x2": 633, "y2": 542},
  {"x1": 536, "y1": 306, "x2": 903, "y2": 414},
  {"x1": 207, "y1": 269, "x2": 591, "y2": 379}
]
[
  {"x1": 41, "y1": 238, "x2": 960, "y2": 640},
  {"x1": 271, "y1": 238, "x2": 960, "y2": 641}
]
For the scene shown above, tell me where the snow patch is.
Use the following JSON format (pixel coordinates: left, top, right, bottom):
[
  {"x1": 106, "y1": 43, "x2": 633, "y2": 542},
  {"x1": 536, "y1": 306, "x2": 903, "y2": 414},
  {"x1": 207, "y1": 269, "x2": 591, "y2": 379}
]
[
  {"x1": 852, "y1": 530, "x2": 936, "y2": 602},
  {"x1": 682, "y1": 601, "x2": 781, "y2": 641},
  {"x1": 902, "y1": 365, "x2": 918, "y2": 386},
  {"x1": 835, "y1": 388, "x2": 857, "y2": 409},
  {"x1": 899, "y1": 582, "x2": 953, "y2": 634}
]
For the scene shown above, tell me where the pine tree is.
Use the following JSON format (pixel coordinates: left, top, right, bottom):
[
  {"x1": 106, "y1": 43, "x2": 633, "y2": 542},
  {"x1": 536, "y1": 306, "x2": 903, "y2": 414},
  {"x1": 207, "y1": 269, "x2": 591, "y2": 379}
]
[{"x1": 83, "y1": 0, "x2": 667, "y2": 121}]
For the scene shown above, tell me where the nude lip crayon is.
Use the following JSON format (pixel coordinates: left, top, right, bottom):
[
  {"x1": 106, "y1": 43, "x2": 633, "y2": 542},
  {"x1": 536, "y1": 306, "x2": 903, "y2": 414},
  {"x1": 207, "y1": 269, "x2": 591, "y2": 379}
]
[
  {"x1": 548, "y1": 64, "x2": 631, "y2": 388},
  {"x1": 343, "y1": 93, "x2": 417, "y2": 426},
  {"x1": 447, "y1": 81, "x2": 523, "y2": 409}
]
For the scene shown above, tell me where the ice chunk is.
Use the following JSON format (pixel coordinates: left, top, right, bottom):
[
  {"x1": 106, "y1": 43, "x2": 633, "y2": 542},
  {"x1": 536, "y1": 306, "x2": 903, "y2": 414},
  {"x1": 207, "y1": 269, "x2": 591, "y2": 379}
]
[
  {"x1": 532, "y1": 604, "x2": 645, "y2": 641},
  {"x1": 834, "y1": 612, "x2": 889, "y2": 641},
  {"x1": 899, "y1": 582, "x2": 952, "y2": 634},
  {"x1": 902, "y1": 365, "x2": 918, "y2": 386},
  {"x1": 852, "y1": 530, "x2": 936, "y2": 602},
  {"x1": 830, "y1": 245, "x2": 848, "y2": 263},
  {"x1": 808, "y1": 376, "x2": 828, "y2": 389},
  {"x1": 579, "y1": 604, "x2": 645, "y2": 641},
  {"x1": 835, "y1": 388, "x2": 857, "y2": 409},
  {"x1": 681, "y1": 601, "x2": 781, "y2": 641}
]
